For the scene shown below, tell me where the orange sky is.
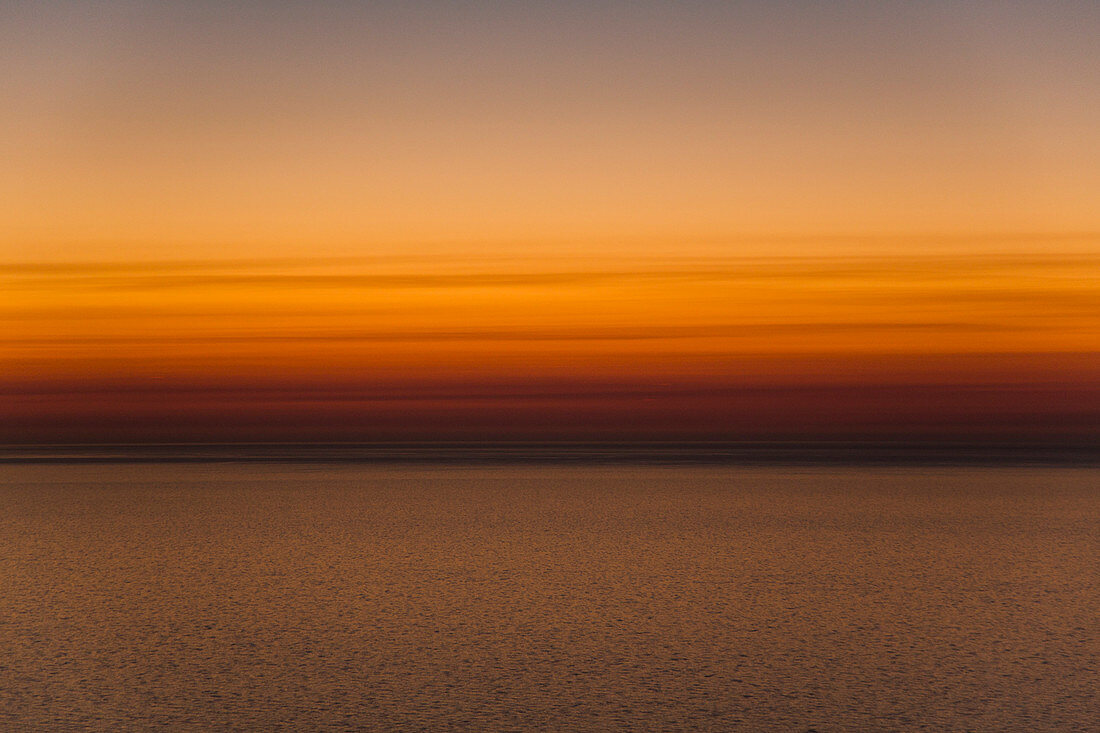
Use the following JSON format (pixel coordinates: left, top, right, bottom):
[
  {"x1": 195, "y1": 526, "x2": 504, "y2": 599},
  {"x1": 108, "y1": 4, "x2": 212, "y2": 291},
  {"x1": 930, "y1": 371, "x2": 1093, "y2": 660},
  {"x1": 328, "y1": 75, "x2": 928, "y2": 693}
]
[
  {"x1": 2, "y1": 3, "x2": 1098, "y2": 443},
  {"x1": 4, "y1": 249, "x2": 1097, "y2": 443}
]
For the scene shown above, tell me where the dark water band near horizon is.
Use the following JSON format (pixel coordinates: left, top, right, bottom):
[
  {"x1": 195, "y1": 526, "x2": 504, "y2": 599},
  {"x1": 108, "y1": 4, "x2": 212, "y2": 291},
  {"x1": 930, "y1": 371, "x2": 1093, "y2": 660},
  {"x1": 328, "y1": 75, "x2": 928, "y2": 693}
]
[
  {"x1": 1, "y1": 463, "x2": 1096, "y2": 731},
  {"x1": 3, "y1": 441, "x2": 1099, "y2": 467}
]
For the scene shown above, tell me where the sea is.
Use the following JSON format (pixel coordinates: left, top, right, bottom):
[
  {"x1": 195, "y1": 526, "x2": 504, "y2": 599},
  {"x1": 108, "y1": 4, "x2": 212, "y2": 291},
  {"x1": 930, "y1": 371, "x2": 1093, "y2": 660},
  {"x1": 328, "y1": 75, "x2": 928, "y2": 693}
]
[{"x1": 1, "y1": 462, "x2": 1097, "y2": 731}]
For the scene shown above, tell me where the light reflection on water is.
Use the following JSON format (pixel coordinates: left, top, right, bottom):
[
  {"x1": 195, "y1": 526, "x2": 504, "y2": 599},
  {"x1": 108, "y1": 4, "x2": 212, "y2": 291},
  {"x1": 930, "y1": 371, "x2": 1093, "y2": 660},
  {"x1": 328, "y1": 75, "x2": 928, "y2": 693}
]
[{"x1": 1, "y1": 464, "x2": 1097, "y2": 730}]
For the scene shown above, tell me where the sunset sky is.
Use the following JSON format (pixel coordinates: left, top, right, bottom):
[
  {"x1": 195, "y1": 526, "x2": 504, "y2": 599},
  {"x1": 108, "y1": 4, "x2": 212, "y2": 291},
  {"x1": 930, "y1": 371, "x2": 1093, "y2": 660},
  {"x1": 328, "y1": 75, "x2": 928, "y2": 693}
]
[{"x1": 2, "y1": 1, "x2": 1098, "y2": 444}]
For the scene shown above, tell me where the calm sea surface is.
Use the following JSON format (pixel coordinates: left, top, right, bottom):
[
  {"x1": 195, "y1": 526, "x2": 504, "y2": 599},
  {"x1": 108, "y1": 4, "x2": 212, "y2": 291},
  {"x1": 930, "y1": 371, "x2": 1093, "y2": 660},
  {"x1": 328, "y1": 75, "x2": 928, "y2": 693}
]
[{"x1": 0, "y1": 464, "x2": 1097, "y2": 731}]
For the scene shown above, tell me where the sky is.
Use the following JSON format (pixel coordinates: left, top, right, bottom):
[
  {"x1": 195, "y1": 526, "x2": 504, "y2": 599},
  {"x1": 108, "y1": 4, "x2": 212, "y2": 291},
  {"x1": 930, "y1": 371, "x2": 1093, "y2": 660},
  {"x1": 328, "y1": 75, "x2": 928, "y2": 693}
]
[{"x1": 2, "y1": 1, "x2": 1098, "y2": 444}]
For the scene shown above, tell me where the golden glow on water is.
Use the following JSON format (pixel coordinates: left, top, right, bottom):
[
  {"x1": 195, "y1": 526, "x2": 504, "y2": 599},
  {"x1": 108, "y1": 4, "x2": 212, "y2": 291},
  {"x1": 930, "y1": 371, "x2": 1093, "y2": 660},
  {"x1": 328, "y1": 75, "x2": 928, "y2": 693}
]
[{"x1": 1, "y1": 465, "x2": 1097, "y2": 729}]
